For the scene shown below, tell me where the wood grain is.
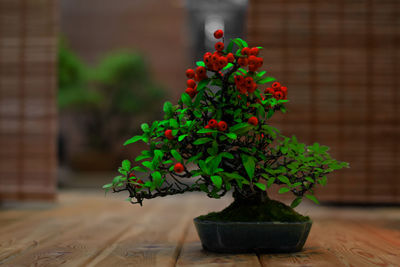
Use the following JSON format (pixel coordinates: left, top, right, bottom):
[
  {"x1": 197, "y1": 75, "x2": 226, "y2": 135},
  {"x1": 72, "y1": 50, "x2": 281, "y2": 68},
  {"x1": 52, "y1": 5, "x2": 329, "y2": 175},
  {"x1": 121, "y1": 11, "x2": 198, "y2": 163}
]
[{"x1": 1, "y1": 192, "x2": 400, "y2": 266}]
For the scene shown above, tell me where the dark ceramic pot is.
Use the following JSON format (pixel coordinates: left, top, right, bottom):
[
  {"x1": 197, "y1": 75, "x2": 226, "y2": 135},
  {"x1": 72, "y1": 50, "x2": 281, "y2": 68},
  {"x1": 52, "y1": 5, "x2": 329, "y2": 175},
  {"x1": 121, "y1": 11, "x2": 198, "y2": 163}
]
[{"x1": 193, "y1": 217, "x2": 312, "y2": 253}]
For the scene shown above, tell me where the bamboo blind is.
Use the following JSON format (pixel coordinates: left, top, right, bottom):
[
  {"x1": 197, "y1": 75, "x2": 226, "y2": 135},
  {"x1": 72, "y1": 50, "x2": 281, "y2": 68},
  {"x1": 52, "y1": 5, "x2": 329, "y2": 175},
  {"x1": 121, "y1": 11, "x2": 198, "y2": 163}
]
[
  {"x1": 0, "y1": 0, "x2": 57, "y2": 201},
  {"x1": 248, "y1": 0, "x2": 400, "y2": 203}
]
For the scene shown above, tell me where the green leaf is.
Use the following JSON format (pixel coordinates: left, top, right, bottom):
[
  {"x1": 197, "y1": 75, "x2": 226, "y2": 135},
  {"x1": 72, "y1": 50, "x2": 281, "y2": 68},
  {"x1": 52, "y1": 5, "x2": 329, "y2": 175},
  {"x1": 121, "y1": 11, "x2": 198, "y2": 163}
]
[
  {"x1": 197, "y1": 128, "x2": 217, "y2": 134},
  {"x1": 141, "y1": 123, "x2": 149, "y2": 133},
  {"x1": 290, "y1": 197, "x2": 302, "y2": 208},
  {"x1": 102, "y1": 183, "x2": 112, "y2": 189},
  {"x1": 305, "y1": 177, "x2": 314, "y2": 183},
  {"x1": 277, "y1": 175, "x2": 290, "y2": 185},
  {"x1": 151, "y1": 171, "x2": 163, "y2": 187},
  {"x1": 241, "y1": 154, "x2": 255, "y2": 180},
  {"x1": 230, "y1": 123, "x2": 252, "y2": 134},
  {"x1": 258, "y1": 77, "x2": 276, "y2": 84},
  {"x1": 225, "y1": 132, "x2": 237, "y2": 139},
  {"x1": 266, "y1": 177, "x2": 275, "y2": 188},
  {"x1": 122, "y1": 160, "x2": 131, "y2": 171},
  {"x1": 220, "y1": 152, "x2": 234, "y2": 159},
  {"x1": 187, "y1": 152, "x2": 203, "y2": 163},
  {"x1": 178, "y1": 134, "x2": 188, "y2": 141},
  {"x1": 193, "y1": 138, "x2": 213, "y2": 145},
  {"x1": 211, "y1": 175, "x2": 222, "y2": 189},
  {"x1": 133, "y1": 166, "x2": 147, "y2": 172},
  {"x1": 171, "y1": 149, "x2": 182, "y2": 162},
  {"x1": 305, "y1": 194, "x2": 320, "y2": 204},
  {"x1": 181, "y1": 93, "x2": 192, "y2": 106},
  {"x1": 163, "y1": 101, "x2": 173, "y2": 115},
  {"x1": 169, "y1": 118, "x2": 179, "y2": 128},
  {"x1": 123, "y1": 135, "x2": 143, "y2": 146},
  {"x1": 278, "y1": 187, "x2": 290, "y2": 194},
  {"x1": 226, "y1": 39, "x2": 234, "y2": 53},
  {"x1": 222, "y1": 63, "x2": 233, "y2": 71},
  {"x1": 255, "y1": 182, "x2": 266, "y2": 191},
  {"x1": 233, "y1": 38, "x2": 248, "y2": 48},
  {"x1": 142, "y1": 161, "x2": 153, "y2": 170},
  {"x1": 196, "y1": 61, "x2": 205, "y2": 67},
  {"x1": 197, "y1": 79, "x2": 210, "y2": 91}
]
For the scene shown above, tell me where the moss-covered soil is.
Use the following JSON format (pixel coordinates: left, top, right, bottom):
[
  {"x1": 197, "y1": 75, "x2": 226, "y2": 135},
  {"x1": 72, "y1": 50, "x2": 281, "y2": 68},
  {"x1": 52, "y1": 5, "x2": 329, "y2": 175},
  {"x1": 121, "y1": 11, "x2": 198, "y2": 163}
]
[{"x1": 197, "y1": 198, "x2": 310, "y2": 222}]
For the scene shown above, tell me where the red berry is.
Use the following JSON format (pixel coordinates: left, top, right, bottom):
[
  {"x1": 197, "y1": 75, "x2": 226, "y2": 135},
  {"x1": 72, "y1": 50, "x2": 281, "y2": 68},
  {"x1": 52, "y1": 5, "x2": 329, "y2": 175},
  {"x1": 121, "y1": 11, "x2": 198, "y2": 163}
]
[
  {"x1": 238, "y1": 57, "x2": 248, "y2": 66},
  {"x1": 174, "y1": 163, "x2": 184, "y2": 173},
  {"x1": 211, "y1": 53, "x2": 219, "y2": 64},
  {"x1": 247, "y1": 82, "x2": 257, "y2": 94},
  {"x1": 241, "y1": 47, "x2": 250, "y2": 56},
  {"x1": 215, "y1": 42, "x2": 224, "y2": 51},
  {"x1": 226, "y1": 53, "x2": 235, "y2": 63},
  {"x1": 196, "y1": 66, "x2": 206, "y2": 76},
  {"x1": 248, "y1": 55, "x2": 257, "y2": 65},
  {"x1": 217, "y1": 56, "x2": 228, "y2": 68},
  {"x1": 186, "y1": 69, "x2": 195, "y2": 78},
  {"x1": 244, "y1": 77, "x2": 254, "y2": 86},
  {"x1": 248, "y1": 64, "x2": 257, "y2": 72},
  {"x1": 256, "y1": 57, "x2": 263, "y2": 68},
  {"x1": 187, "y1": 79, "x2": 196, "y2": 88},
  {"x1": 204, "y1": 125, "x2": 212, "y2": 135},
  {"x1": 249, "y1": 47, "x2": 259, "y2": 56},
  {"x1": 165, "y1": 129, "x2": 174, "y2": 140},
  {"x1": 274, "y1": 91, "x2": 284, "y2": 100},
  {"x1": 208, "y1": 119, "x2": 218, "y2": 129},
  {"x1": 214, "y1": 29, "x2": 224, "y2": 39},
  {"x1": 218, "y1": 121, "x2": 228, "y2": 131},
  {"x1": 134, "y1": 179, "x2": 144, "y2": 189},
  {"x1": 234, "y1": 75, "x2": 244, "y2": 85},
  {"x1": 248, "y1": 116, "x2": 259, "y2": 126},
  {"x1": 265, "y1": 87, "x2": 274, "y2": 95},
  {"x1": 280, "y1": 86, "x2": 287, "y2": 93},
  {"x1": 272, "y1": 82, "x2": 281, "y2": 89},
  {"x1": 185, "y1": 87, "x2": 197, "y2": 98}
]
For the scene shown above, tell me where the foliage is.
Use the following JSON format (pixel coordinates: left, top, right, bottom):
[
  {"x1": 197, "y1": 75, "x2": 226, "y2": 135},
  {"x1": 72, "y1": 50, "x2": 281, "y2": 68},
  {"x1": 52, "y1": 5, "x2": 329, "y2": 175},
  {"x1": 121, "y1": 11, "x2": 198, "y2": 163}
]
[
  {"x1": 58, "y1": 39, "x2": 165, "y2": 150},
  {"x1": 104, "y1": 30, "x2": 349, "y2": 207}
]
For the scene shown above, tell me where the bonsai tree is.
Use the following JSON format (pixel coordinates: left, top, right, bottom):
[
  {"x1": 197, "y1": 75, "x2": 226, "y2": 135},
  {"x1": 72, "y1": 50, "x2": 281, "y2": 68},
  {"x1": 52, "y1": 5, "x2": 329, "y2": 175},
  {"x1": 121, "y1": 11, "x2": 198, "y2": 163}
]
[{"x1": 104, "y1": 29, "x2": 348, "y2": 215}]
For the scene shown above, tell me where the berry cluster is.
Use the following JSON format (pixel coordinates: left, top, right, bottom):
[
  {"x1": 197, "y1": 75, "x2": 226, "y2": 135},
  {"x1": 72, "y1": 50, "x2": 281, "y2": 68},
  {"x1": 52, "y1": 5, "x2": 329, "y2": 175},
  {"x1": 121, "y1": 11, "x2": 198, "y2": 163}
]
[
  {"x1": 205, "y1": 119, "x2": 228, "y2": 132},
  {"x1": 234, "y1": 75, "x2": 257, "y2": 94},
  {"x1": 237, "y1": 47, "x2": 263, "y2": 72},
  {"x1": 264, "y1": 82, "x2": 288, "y2": 100}
]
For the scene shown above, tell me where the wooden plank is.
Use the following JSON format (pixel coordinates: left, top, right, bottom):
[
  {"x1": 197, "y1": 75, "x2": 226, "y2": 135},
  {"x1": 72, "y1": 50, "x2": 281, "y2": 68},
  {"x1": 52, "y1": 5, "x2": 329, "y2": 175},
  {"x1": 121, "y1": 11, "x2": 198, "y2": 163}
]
[
  {"x1": 88, "y1": 194, "x2": 228, "y2": 267},
  {"x1": 176, "y1": 196, "x2": 261, "y2": 267},
  {"x1": 1, "y1": 198, "x2": 158, "y2": 266},
  {"x1": 0, "y1": 194, "x2": 132, "y2": 263},
  {"x1": 261, "y1": 218, "x2": 400, "y2": 267}
]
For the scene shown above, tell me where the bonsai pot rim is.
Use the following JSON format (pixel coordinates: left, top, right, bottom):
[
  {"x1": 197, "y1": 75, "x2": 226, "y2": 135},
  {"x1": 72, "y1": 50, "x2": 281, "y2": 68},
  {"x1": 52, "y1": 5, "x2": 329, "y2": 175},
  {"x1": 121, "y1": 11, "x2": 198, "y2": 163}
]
[{"x1": 193, "y1": 217, "x2": 313, "y2": 254}]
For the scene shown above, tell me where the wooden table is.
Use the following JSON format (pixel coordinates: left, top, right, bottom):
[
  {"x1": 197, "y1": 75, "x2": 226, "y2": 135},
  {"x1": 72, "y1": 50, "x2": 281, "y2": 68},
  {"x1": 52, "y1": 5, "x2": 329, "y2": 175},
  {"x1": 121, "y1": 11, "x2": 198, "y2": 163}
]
[{"x1": 1, "y1": 191, "x2": 399, "y2": 266}]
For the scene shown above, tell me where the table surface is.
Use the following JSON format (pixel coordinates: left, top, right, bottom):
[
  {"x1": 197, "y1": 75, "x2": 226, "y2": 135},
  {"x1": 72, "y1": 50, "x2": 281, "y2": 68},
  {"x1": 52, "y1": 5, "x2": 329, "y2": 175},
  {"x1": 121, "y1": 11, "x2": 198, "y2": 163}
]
[{"x1": 0, "y1": 191, "x2": 399, "y2": 266}]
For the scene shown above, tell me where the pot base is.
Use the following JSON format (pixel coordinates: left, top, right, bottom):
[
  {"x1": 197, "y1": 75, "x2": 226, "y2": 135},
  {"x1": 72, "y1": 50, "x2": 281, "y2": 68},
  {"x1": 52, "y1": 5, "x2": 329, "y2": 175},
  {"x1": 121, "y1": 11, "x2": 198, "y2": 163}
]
[{"x1": 194, "y1": 218, "x2": 312, "y2": 253}]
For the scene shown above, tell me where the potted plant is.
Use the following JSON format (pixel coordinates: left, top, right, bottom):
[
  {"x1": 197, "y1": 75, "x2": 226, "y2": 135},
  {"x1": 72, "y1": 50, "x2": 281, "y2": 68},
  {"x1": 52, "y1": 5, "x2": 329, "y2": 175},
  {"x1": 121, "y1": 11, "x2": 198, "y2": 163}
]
[{"x1": 103, "y1": 29, "x2": 349, "y2": 253}]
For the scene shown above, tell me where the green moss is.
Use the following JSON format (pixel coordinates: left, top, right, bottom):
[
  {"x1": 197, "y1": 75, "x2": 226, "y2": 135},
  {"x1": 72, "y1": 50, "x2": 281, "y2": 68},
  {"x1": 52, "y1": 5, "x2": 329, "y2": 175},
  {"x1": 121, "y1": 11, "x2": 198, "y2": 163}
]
[{"x1": 197, "y1": 199, "x2": 310, "y2": 222}]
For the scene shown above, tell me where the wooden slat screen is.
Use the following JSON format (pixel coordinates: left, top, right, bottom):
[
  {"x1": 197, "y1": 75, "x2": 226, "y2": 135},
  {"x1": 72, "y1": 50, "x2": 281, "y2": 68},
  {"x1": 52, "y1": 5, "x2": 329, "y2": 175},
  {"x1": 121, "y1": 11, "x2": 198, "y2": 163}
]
[
  {"x1": 0, "y1": 0, "x2": 57, "y2": 201},
  {"x1": 248, "y1": 0, "x2": 400, "y2": 203}
]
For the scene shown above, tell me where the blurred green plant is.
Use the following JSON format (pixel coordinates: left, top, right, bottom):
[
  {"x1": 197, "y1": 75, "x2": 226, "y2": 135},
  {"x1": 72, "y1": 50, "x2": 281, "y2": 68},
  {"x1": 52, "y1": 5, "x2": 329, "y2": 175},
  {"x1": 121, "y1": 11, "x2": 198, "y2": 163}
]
[{"x1": 58, "y1": 39, "x2": 166, "y2": 151}]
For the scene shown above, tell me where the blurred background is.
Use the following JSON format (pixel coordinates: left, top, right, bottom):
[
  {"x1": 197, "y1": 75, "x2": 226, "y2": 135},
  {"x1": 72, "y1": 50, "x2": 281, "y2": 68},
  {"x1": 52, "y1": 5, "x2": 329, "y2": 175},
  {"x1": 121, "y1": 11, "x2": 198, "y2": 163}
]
[{"x1": 0, "y1": 0, "x2": 399, "y2": 204}]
